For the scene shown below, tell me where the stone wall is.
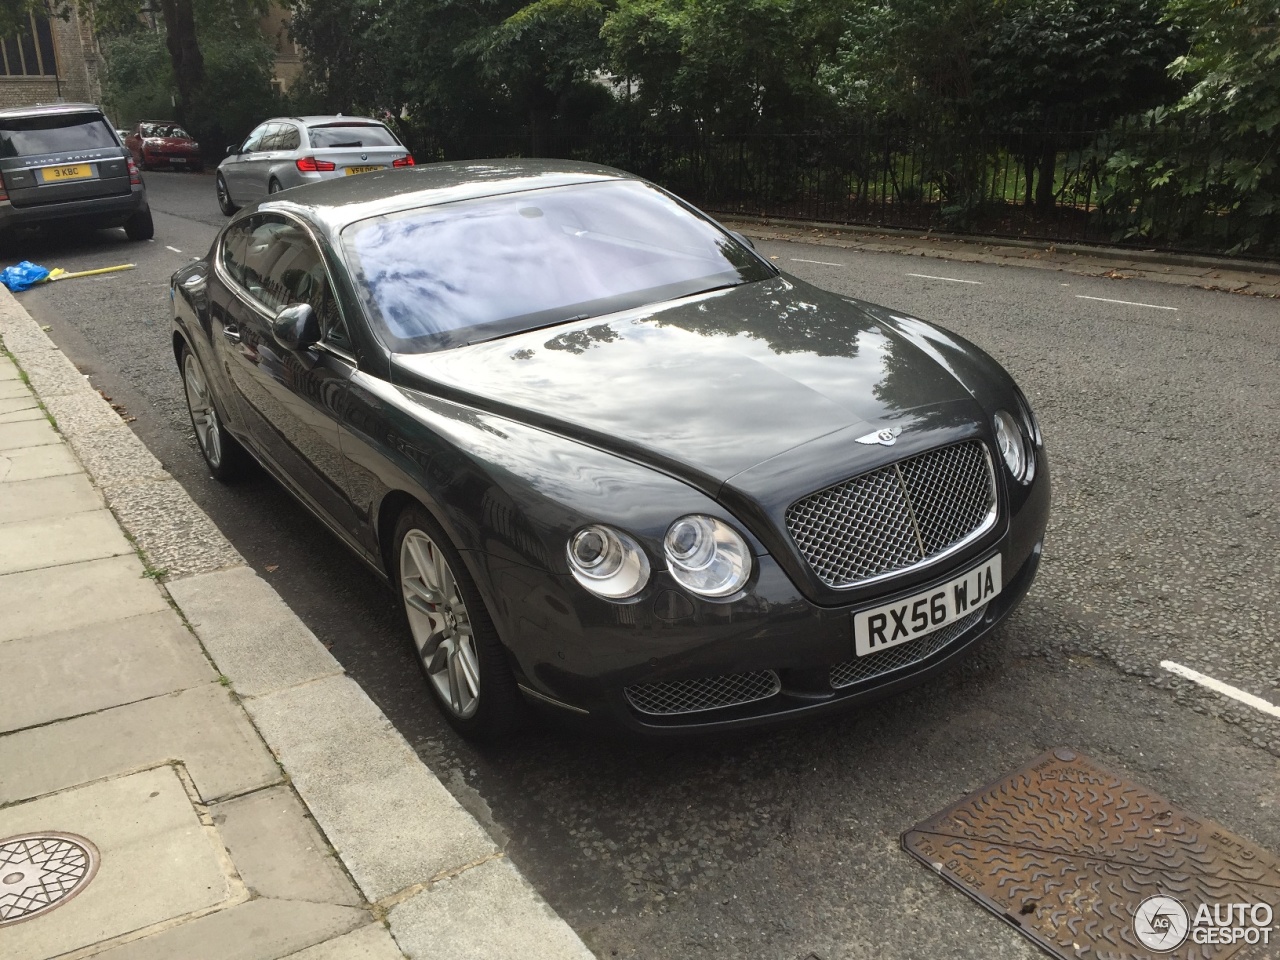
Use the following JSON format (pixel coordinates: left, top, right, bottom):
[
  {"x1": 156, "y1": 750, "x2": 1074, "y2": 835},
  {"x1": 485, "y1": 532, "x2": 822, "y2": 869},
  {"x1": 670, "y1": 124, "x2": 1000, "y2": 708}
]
[{"x1": 0, "y1": 11, "x2": 103, "y2": 110}]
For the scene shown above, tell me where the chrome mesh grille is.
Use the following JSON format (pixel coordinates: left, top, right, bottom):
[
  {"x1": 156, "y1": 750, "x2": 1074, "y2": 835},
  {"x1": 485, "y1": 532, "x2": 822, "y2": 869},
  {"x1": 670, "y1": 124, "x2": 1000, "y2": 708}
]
[
  {"x1": 625, "y1": 670, "x2": 781, "y2": 716},
  {"x1": 830, "y1": 605, "x2": 987, "y2": 689},
  {"x1": 785, "y1": 441, "x2": 995, "y2": 588}
]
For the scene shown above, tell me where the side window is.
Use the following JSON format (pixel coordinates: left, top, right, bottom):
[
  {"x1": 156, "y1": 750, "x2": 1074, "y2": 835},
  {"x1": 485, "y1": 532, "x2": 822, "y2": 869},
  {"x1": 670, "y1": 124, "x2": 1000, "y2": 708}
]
[
  {"x1": 264, "y1": 232, "x2": 352, "y2": 350},
  {"x1": 220, "y1": 218, "x2": 254, "y2": 287},
  {"x1": 276, "y1": 124, "x2": 301, "y2": 152},
  {"x1": 241, "y1": 123, "x2": 270, "y2": 153},
  {"x1": 258, "y1": 123, "x2": 283, "y2": 152}
]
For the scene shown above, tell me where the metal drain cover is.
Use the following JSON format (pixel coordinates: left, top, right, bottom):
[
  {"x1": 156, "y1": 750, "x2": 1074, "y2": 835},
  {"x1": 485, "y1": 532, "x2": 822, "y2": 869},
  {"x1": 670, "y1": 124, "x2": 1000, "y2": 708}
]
[
  {"x1": 0, "y1": 833, "x2": 100, "y2": 926},
  {"x1": 903, "y1": 749, "x2": 1280, "y2": 959}
]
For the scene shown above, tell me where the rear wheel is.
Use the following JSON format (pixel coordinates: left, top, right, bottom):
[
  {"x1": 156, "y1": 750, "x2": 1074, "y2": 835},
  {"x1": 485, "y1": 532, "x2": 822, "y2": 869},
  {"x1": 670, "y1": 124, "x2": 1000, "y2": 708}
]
[
  {"x1": 268, "y1": 178, "x2": 283, "y2": 194},
  {"x1": 393, "y1": 505, "x2": 523, "y2": 739},
  {"x1": 180, "y1": 343, "x2": 244, "y2": 480},
  {"x1": 216, "y1": 173, "x2": 237, "y2": 215},
  {"x1": 124, "y1": 206, "x2": 154, "y2": 241}
]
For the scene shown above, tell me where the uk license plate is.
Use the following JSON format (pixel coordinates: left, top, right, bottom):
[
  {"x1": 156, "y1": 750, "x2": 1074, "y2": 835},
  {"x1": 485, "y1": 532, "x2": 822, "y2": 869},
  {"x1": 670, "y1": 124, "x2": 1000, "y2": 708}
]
[
  {"x1": 344, "y1": 165, "x2": 382, "y2": 175},
  {"x1": 39, "y1": 163, "x2": 93, "y2": 183},
  {"x1": 853, "y1": 554, "x2": 1001, "y2": 657}
]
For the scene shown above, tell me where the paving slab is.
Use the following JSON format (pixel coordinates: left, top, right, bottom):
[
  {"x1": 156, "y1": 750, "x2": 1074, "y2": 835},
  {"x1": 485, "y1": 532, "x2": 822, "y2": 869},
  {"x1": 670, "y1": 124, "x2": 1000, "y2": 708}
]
[
  {"x1": 168, "y1": 566, "x2": 343, "y2": 697},
  {"x1": 0, "y1": 611, "x2": 215, "y2": 732},
  {"x1": 0, "y1": 683, "x2": 280, "y2": 804},
  {"x1": 0, "y1": 378, "x2": 31, "y2": 399},
  {"x1": 0, "y1": 417, "x2": 58, "y2": 450},
  {"x1": 0, "y1": 442, "x2": 80, "y2": 483},
  {"x1": 0, "y1": 405, "x2": 43, "y2": 423},
  {"x1": 0, "y1": 357, "x2": 17, "y2": 378},
  {"x1": 0, "y1": 766, "x2": 235, "y2": 960},
  {"x1": 388, "y1": 858, "x2": 595, "y2": 960},
  {"x1": 245, "y1": 675, "x2": 498, "y2": 902},
  {"x1": 0, "y1": 394, "x2": 38, "y2": 413},
  {"x1": 281, "y1": 923, "x2": 406, "y2": 960},
  {"x1": 0, "y1": 472, "x2": 101, "y2": 525},
  {"x1": 0, "y1": 508, "x2": 133, "y2": 576},
  {"x1": 88, "y1": 897, "x2": 370, "y2": 960},
  {"x1": 210, "y1": 785, "x2": 361, "y2": 906},
  {"x1": 0, "y1": 554, "x2": 167, "y2": 644}
]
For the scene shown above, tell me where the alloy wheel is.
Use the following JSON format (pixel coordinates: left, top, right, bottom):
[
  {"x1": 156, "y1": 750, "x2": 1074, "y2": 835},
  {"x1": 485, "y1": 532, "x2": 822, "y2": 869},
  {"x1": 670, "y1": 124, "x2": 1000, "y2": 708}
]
[
  {"x1": 183, "y1": 352, "x2": 222, "y2": 468},
  {"x1": 400, "y1": 529, "x2": 480, "y2": 719}
]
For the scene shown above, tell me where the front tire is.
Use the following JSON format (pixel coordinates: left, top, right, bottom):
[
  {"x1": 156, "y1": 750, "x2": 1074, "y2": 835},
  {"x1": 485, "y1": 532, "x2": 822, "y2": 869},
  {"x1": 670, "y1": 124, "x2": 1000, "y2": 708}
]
[
  {"x1": 180, "y1": 343, "x2": 244, "y2": 480},
  {"x1": 393, "y1": 505, "x2": 523, "y2": 739},
  {"x1": 216, "y1": 173, "x2": 237, "y2": 215},
  {"x1": 124, "y1": 206, "x2": 154, "y2": 241}
]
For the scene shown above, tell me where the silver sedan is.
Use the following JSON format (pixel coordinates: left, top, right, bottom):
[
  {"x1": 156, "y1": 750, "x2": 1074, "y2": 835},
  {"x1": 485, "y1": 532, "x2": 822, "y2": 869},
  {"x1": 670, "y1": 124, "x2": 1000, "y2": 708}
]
[{"x1": 215, "y1": 115, "x2": 414, "y2": 214}]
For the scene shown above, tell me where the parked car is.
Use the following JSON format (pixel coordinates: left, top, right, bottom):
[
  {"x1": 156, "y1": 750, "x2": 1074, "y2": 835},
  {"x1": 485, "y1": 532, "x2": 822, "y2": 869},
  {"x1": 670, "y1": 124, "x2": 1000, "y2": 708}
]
[
  {"x1": 0, "y1": 102, "x2": 153, "y2": 242},
  {"x1": 171, "y1": 160, "x2": 1049, "y2": 739},
  {"x1": 215, "y1": 115, "x2": 413, "y2": 215},
  {"x1": 124, "y1": 121, "x2": 203, "y2": 171}
]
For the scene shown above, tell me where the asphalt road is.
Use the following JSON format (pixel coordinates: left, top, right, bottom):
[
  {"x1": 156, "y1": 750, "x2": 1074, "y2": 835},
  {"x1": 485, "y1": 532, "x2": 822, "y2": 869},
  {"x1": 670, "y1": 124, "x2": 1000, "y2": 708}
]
[{"x1": 9, "y1": 171, "x2": 1280, "y2": 960}]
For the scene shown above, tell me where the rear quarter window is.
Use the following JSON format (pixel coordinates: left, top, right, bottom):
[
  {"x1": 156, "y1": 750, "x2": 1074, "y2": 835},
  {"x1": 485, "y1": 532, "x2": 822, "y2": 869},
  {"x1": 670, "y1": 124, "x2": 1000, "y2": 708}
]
[
  {"x1": 0, "y1": 113, "x2": 117, "y2": 157},
  {"x1": 308, "y1": 124, "x2": 399, "y2": 149}
]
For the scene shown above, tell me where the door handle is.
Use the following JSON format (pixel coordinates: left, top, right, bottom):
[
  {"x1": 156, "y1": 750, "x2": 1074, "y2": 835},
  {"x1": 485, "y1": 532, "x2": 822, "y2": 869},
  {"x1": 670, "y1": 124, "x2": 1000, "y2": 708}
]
[{"x1": 221, "y1": 325, "x2": 241, "y2": 344}]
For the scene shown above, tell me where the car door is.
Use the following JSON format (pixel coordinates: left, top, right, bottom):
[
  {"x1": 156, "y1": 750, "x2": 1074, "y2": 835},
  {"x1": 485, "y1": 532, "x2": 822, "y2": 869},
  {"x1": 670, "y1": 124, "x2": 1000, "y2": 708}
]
[
  {"x1": 217, "y1": 213, "x2": 361, "y2": 537},
  {"x1": 223, "y1": 122, "x2": 272, "y2": 202}
]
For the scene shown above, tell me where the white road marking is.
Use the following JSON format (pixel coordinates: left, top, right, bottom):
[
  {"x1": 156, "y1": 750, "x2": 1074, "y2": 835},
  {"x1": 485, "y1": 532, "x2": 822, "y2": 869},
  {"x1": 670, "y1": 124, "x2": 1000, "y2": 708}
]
[
  {"x1": 1160, "y1": 660, "x2": 1280, "y2": 719},
  {"x1": 906, "y1": 273, "x2": 982, "y2": 285},
  {"x1": 1076, "y1": 294, "x2": 1177, "y2": 311},
  {"x1": 165, "y1": 245, "x2": 183, "y2": 254},
  {"x1": 791, "y1": 258, "x2": 843, "y2": 267}
]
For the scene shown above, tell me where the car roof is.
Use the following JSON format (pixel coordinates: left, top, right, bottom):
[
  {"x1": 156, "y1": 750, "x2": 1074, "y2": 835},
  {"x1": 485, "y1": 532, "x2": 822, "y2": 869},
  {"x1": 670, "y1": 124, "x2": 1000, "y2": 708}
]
[
  {"x1": 0, "y1": 102, "x2": 103, "y2": 121},
  {"x1": 258, "y1": 159, "x2": 637, "y2": 234}
]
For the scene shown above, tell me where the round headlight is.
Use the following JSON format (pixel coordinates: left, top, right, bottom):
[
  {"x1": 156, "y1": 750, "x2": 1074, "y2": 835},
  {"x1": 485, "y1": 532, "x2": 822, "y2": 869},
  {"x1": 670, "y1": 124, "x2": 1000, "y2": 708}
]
[
  {"x1": 993, "y1": 410, "x2": 1028, "y2": 481},
  {"x1": 566, "y1": 524, "x2": 650, "y2": 600},
  {"x1": 663, "y1": 515, "x2": 752, "y2": 598}
]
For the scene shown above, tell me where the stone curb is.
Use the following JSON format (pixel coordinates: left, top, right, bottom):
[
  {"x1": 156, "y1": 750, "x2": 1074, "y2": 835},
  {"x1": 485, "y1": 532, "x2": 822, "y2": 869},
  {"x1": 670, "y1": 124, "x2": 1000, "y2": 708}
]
[
  {"x1": 0, "y1": 287, "x2": 594, "y2": 960},
  {"x1": 718, "y1": 213, "x2": 1280, "y2": 277}
]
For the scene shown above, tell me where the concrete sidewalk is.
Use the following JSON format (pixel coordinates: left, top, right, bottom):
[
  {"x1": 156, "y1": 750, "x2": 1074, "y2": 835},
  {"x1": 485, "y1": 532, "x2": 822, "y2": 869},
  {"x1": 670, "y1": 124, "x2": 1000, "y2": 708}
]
[{"x1": 0, "y1": 292, "x2": 593, "y2": 958}]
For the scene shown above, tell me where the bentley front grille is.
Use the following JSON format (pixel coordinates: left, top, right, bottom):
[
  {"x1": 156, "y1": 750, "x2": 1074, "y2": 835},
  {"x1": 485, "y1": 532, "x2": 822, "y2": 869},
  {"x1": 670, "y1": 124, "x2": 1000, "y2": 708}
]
[
  {"x1": 829, "y1": 605, "x2": 987, "y2": 689},
  {"x1": 625, "y1": 670, "x2": 782, "y2": 716},
  {"x1": 785, "y1": 441, "x2": 996, "y2": 588}
]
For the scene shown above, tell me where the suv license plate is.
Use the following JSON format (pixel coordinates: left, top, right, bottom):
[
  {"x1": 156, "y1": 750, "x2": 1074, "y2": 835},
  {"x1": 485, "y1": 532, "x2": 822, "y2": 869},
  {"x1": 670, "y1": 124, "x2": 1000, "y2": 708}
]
[
  {"x1": 854, "y1": 554, "x2": 1001, "y2": 657},
  {"x1": 344, "y1": 165, "x2": 382, "y2": 175},
  {"x1": 39, "y1": 164, "x2": 93, "y2": 183}
]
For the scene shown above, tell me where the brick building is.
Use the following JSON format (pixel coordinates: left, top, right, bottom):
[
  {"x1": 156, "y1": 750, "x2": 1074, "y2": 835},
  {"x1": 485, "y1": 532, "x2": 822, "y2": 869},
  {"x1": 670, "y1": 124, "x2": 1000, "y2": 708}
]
[{"x1": 0, "y1": 9, "x2": 102, "y2": 110}]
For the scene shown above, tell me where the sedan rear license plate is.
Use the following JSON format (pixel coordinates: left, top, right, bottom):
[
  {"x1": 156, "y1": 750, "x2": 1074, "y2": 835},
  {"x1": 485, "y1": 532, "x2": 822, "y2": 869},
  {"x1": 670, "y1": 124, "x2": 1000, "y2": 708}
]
[
  {"x1": 344, "y1": 165, "x2": 383, "y2": 175},
  {"x1": 169, "y1": 157, "x2": 186, "y2": 163},
  {"x1": 39, "y1": 163, "x2": 93, "y2": 183},
  {"x1": 854, "y1": 554, "x2": 1001, "y2": 657}
]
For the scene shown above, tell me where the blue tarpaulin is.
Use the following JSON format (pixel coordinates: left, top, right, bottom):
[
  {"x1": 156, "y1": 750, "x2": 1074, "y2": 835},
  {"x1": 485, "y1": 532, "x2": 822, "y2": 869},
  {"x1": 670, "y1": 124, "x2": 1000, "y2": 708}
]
[{"x1": 0, "y1": 261, "x2": 50, "y2": 292}]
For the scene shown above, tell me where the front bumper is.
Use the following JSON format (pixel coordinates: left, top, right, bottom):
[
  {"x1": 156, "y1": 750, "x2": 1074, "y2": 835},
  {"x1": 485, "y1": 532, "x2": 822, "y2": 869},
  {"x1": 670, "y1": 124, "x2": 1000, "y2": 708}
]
[{"x1": 498, "y1": 456, "x2": 1050, "y2": 735}]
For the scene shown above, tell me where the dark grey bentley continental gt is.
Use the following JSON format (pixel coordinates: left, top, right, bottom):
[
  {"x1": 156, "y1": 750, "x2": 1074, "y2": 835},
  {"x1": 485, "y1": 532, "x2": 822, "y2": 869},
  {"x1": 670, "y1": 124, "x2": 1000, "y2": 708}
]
[{"x1": 170, "y1": 160, "x2": 1050, "y2": 739}]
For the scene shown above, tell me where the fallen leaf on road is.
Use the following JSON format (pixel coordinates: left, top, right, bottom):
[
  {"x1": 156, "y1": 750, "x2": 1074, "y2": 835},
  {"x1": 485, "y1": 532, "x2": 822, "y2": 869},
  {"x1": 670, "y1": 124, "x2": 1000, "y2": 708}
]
[{"x1": 265, "y1": 564, "x2": 279, "y2": 573}]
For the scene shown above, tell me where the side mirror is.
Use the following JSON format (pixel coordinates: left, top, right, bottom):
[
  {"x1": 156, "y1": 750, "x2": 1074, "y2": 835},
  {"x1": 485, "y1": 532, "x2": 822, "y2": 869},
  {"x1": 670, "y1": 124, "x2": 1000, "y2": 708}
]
[
  {"x1": 226, "y1": 144, "x2": 241, "y2": 156},
  {"x1": 729, "y1": 230, "x2": 755, "y2": 250},
  {"x1": 272, "y1": 303, "x2": 320, "y2": 351}
]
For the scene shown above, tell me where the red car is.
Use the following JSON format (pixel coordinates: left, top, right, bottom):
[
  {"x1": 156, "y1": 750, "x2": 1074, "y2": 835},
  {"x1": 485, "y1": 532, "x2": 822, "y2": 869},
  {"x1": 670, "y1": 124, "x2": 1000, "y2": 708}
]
[{"x1": 124, "y1": 121, "x2": 203, "y2": 172}]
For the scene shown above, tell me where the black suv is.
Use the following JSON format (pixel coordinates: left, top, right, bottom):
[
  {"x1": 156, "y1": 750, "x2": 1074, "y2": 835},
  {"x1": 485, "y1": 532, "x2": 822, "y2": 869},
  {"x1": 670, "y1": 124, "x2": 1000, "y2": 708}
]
[{"x1": 0, "y1": 102, "x2": 153, "y2": 242}]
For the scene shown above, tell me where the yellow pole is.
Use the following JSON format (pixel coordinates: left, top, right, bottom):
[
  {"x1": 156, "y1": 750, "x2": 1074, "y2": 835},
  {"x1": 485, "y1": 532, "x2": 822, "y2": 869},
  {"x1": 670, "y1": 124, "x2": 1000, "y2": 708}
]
[{"x1": 48, "y1": 264, "x2": 136, "y2": 281}]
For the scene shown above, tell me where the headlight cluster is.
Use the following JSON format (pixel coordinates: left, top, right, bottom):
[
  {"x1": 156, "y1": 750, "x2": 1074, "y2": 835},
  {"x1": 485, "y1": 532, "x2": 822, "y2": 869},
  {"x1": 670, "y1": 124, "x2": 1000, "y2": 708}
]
[
  {"x1": 566, "y1": 515, "x2": 752, "y2": 602},
  {"x1": 993, "y1": 409, "x2": 1034, "y2": 483}
]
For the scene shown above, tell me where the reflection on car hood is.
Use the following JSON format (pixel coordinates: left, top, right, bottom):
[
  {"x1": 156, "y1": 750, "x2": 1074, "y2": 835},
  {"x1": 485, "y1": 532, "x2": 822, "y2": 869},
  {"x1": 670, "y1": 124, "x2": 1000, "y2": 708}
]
[{"x1": 390, "y1": 277, "x2": 976, "y2": 488}]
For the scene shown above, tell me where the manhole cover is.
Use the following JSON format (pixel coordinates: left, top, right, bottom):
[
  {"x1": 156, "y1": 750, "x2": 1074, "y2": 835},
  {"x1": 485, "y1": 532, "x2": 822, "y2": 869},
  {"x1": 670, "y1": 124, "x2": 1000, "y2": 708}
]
[
  {"x1": 903, "y1": 749, "x2": 1280, "y2": 959},
  {"x1": 0, "y1": 833, "x2": 100, "y2": 926}
]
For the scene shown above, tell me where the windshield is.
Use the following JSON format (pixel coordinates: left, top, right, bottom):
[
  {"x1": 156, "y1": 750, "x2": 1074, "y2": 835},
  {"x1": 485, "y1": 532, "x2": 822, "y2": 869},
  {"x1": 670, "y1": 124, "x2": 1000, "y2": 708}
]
[
  {"x1": 141, "y1": 123, "x2": 190, "y2": 139},
  {"x1": 341, "y1": 179, "x2": 775, "y2": 352},
  {"x1": 0, "y1": 113, "x2": 116, "y2": 157},
  {"x1": 308, "y1": 124, "x2": 399, "y2": 148}
]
